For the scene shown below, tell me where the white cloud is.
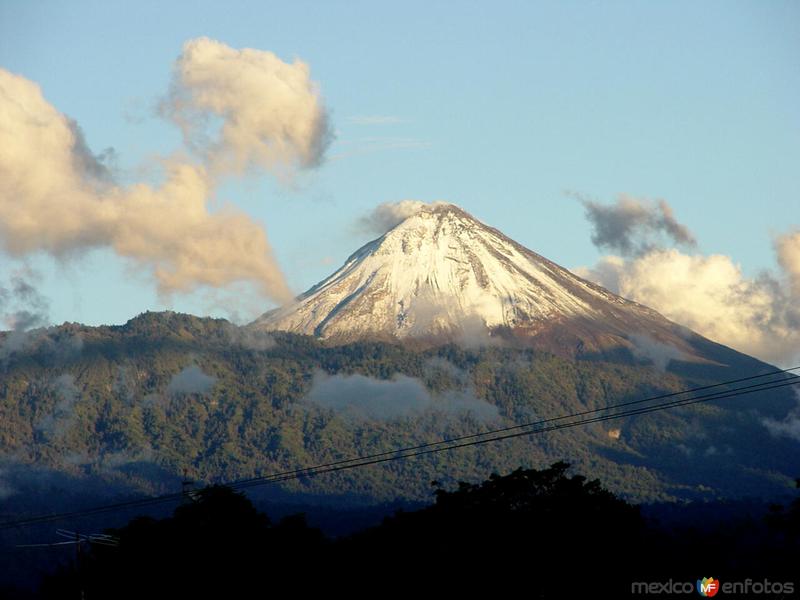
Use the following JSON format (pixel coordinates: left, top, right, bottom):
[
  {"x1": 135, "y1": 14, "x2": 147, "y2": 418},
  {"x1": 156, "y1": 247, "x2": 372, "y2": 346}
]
[
  {"x1": 574, "y1": 195, "x2": 800, "y2": 366},
  {"x1": 0, "y1": 35, "x2": 336, "y2": 302},
  {"x1": 161, "y1": 37, "x2": 332, "y2": 179},
  {"x1": 304, "y1": 370, "x2": 499, "y2": 423},
  {"x1": 576, "y1": 242, "x2": 800, "y2": 366},
  {"x1": 167, "y1": 365, "x2": 217, "y2": 396},
  {"x1": 776, "y1": 229, "x2": 800, "y2": 294}
]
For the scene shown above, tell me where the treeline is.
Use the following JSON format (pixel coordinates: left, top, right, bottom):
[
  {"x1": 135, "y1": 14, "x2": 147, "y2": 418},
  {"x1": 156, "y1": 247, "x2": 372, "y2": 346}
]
[{"x1": 30, "y1": 462, "x2": 800, "y2": 598}]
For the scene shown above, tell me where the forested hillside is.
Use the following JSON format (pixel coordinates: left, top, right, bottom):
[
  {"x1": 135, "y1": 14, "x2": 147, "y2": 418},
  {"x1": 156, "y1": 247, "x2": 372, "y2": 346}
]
[{"x1": 0, "y1": 311, "x2": 797, "y2": 512}]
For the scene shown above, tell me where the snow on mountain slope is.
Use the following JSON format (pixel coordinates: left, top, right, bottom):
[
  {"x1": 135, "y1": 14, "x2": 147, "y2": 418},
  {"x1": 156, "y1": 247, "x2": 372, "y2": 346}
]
[{"x1": 254, "y1": 204, "x2": 706, "y2": 356}]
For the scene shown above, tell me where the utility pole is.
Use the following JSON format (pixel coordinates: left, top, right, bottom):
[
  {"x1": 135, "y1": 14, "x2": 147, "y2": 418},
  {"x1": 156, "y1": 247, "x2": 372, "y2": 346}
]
[
  {"x1": 75, "y1": 530, "x2": 85, "y2": 600},
  {"x1": 17, "y1": 530, "x2": 118, "y2": 599},
  {"x1": 181, "y1": 468, "x2": 196, "y2": 504}
]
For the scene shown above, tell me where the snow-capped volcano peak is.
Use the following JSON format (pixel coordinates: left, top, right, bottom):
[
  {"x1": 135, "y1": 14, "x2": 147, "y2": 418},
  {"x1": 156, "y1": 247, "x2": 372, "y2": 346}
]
[{"x1": 254, "y1": 203, "x2": 693, "y2": 352}]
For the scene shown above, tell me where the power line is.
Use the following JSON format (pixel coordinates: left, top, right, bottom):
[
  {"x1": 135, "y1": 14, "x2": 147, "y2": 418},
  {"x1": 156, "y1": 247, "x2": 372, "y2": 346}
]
[
  {"x1": 228, "y1": 365, "x2": 800, "y2": 488},
  {"x1": 16, "y1": 530, "x2": 119, "y2": 549},
  {"x1": 232, "y1": 377, "x2": 800, "y2": 489},
  {"x1": 3, "y1": 371, "x2": 798, "y2": 528},
  {"x1": 1, "y1": 367, "x2": 798, "y2": 530}
]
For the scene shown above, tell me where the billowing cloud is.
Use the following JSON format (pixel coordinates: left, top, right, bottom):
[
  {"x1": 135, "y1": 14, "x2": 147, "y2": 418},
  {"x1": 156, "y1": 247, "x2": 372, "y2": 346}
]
[
  {"x1": 578, "y1": 194, "x2": 696, "y2": 257},
  {"x1": 583, "y1": 249, "x2": 800, "y2": 366},
  {"x1": 574, "y1": 199, "x2": 800, "y2": 366},
  {"x1": 304, "y1": 370, "x2": 499, "y2": 422},
  {"x1": 0, "y1": 37, "x2": 331, "y2": 301},
  {"x1": 0, "y1": 70, "x2": 291, "y2": 300},
  {"x1": 0, "y1": 60, "x2": 297, "y2": 301},
  {"x1": 167, "y1": 365, "x2": 217, "y2": 396},
  {"x1": 161, "y1": 37, "x2": 332, "y2": 178},
  {"x1": 357, "y1": 200, "x2": 447, "y2": 236}
]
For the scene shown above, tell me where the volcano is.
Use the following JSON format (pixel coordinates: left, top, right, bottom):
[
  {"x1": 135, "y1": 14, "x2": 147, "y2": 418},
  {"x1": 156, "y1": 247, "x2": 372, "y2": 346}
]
[{"x1": 255, "y1": 203, "x2": 723, "y2": 362}]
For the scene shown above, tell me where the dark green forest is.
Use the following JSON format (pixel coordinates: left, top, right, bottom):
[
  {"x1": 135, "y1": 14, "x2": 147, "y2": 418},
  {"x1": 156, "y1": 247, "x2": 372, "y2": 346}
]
[{"x1": 1, "y1": 311, "x2": 798, "y2": 513}]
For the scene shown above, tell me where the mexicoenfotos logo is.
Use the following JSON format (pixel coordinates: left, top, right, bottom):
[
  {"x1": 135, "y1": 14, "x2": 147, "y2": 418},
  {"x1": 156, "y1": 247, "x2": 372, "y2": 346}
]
[
  {"x1": 631, "y1": 577, "x2": 795, "y2": 595},
  {"x1": 697, "y1": 577, "x2": 719, "y2": 597}
]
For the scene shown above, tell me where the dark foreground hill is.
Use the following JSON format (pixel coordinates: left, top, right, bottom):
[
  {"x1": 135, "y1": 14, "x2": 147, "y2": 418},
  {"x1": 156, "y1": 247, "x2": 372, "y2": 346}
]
[{"x1": 29, "y1": 463, "x2": 800, "y2": 599}]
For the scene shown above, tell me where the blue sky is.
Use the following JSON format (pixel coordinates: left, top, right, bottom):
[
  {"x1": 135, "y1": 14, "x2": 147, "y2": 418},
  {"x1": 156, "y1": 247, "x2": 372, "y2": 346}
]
[{"x1": 1, "y1": 0, "x2": 798, "y2": 327}]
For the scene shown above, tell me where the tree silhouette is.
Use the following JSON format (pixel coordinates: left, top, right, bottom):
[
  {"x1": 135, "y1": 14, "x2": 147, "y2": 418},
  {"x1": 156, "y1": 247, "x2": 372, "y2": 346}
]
[{"x1": 37, "y1": 463, "x2": 800, "y2": 598}]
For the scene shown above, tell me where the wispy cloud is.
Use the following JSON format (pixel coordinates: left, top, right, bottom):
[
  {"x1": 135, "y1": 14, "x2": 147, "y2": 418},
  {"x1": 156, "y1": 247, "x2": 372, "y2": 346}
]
[
  {"x1": 304, "y1": 370, "x2": 499, "y2": 423},
  {"x1": 356, "y1": 200, "x2": 441, "y2": 235},
  {"x1": 571, "y1": 192, "x2": 696, "y2": 257},
  {"x1": 36, "y1": 374, "x2": 81, "y2": 440},
  {"x1": 629, "y1": 333, "x2": 685, "y2": 371},
  {"x1": 330, "y1": 137, "x2": 431, "y2": 160},
  {"x1": 346, "y1": 115, "x2": 405, "y2": 126},
  {"x1": 166, "y1": 365, "x2": 217, "y2": 396},
  {"x1": 762, "y1": 389, "x2": 800, "y2": 442},
  {"x1": 0, "y1": 269, "x2": 84, "y2": 366},
  {"x1": 0, "y1": 268, "x2": 50, "y2": 332}
]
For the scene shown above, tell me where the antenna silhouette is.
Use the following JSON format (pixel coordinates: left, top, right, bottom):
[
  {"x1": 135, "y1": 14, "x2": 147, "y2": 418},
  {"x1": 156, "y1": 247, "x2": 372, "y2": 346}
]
[{"x1": 17, "y1": 529, "x2": 119, "y2": 600}]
